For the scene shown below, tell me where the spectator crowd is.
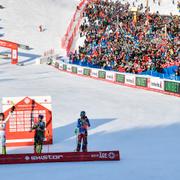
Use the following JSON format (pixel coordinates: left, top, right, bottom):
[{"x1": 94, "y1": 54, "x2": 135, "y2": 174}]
[{"x1": 69, "y1": 0, "x2": 180, "y2": 76}]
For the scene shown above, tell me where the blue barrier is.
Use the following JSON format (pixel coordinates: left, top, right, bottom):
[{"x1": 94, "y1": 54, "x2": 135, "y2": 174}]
[
  {"x1": 140, "y1": 66, "x2": 180, "y2": 81},
  {"x1": 70, "y1": 61, "x2": 180, "y2": 81}
]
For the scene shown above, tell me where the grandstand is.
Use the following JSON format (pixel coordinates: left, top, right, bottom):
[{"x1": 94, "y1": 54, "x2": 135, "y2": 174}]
[{"x1": 67, "y1": 0, "x2": 180, "y2": 80}]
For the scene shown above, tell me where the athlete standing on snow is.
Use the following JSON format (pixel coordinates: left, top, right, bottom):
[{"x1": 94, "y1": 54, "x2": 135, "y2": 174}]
[
  {"x1": 32, "y1": 114, "x2": 45, "y2": 154},
  {"x1": 0, "y1": 106, "x2": 15, "y2": 155},
  {"x1": 75, "y1": 111, "x2": 90, "y2": 152}
]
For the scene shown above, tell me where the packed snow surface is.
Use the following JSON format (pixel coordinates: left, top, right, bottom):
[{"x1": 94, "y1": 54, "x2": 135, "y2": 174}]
[{"x1": 0, "y1": 0, "x2": 180, "y2": 180}]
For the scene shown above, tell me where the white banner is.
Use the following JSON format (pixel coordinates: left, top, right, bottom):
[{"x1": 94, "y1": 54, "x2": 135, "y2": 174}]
[
  {"x1": 12, "y1": 49, "x2": 17, "y2": 59},
  {"x1": 149, "y1": 78, "x2": 164, "y2": 90},
  {"x1": 125, "y1": 74, "x2": 136, "y2": 85},
  {"x1": 59, "y1": 62, "x2": 64, "y2": 70},
  {"x1": 77, "y1": 67, "x2": 84, "y2": 75},
  {"x1": 51, "y1": 60, "x2": 56, "y2": 66},
  {"x1": 106, "y1": 71, "x2": 115, "y2": 81},
  {"x1": 91, "y1": 68, "x2": 99, "y2": 78},
  {"x1": 67, "y1": 64, "x2": 72, "y2": 72}
]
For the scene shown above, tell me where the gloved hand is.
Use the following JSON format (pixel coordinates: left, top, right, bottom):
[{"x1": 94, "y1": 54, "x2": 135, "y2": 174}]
[{"x1": 74, "y1": 128, "x2": 79, "y2": 135}]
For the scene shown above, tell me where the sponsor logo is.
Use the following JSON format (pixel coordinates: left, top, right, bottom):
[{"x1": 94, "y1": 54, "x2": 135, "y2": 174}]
[
  {"x1": 107, "y1": 75, "x2": 113, "y2": 79},
  {"x1": 99, "y1": 152, "x2": 115, "y2": 159},
  {"x1": 91, "y1": 71, "x2": 98, "y2": 77},
  {"x1": 59, "y1": 64, "x2": 63, "y2": 70},
  {"x1": 55, "y1": 62, "x2": 59, "y2": 68},
  {"x1": 99, "y1": 152, "x2": 108, "y2": 159},
  {"x1": 150, "y1": 79, "x2": 163, "y2": 90},
  {"x1": 67, "y1": 66, "x2": 72, "y2": 71},
  {"x1": 24, "y1": 154, "x2": 64, "y2": 161},
  {"x1": 24, "y1": 98, "x2": 30, "y2": 104},
  {"x1": 91, "y1": 154, "x2": 99, "y2": 158},
  {"x1": 7, "y1": 100, "x2": 11, "y2": 104},
  {"x1": 25, "y1": 156, "x2": 30, "y2": 161},
  {"x1": 106, "y1": 73, "x2": 114, "y2": 80},
  {"x1": 151, "y1": 82, "x2": 162, "y2": 88},
  {"x1": 126, "y1": 78, "x2": 135, "y2": 84},
  {"x1": 78, "y1": 68, "x2": 83, "y2": 74},
  {"x1": 108, "y1": 152, "x2": 115, "y2": 159}
]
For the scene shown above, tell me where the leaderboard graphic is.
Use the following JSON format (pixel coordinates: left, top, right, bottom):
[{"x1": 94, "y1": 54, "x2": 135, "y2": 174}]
[{"x1": 2, "y1": 96, "x2": 53, "y2": 146}]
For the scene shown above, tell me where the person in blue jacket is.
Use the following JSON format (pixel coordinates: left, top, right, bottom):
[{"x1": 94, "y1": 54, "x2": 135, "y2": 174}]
[{"x1": 75, "y1": 111, "x2": 90, "y2": 152}]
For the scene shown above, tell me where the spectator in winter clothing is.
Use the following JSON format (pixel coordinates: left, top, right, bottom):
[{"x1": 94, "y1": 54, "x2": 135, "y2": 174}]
[{"x1": 69, "y1": 0, "x2": 180, "y2": 76}]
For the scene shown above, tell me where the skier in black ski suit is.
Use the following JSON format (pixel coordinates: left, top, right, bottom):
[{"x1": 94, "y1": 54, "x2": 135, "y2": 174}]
[
  {"x1": 32, "y1": 114, "x2": 45, "y2": 154},
  {"x1": 75, "y1": 111, "x2": 90, "y2": 152}
]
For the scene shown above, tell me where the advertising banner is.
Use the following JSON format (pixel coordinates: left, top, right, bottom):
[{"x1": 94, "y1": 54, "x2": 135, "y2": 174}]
[
  {"x1": 2, "y1": 96, "x2": 53, "y2": 147},
  {"x1": 91, "y1": 68, "x2": 99, "y2": 78},
  {"x1": 72, "y1": 66, "x2": 78, "y2": 73},
  {"x1": 164, "y1": 81, "x2": 180, "y2": 94},
  {"x1": 59, "y1": 62, "x2": 64, "y2": 70},
  {"x1": 0, "y1": 39, "x2": 18, "y2": 64},
  {"x1": 116, "y1": 73, "x2": 125, "y2": 83},
  {"x1": 11, "y1": 48, "x2": 18, "y2": 64},
  {"x1": 125, "y1": 74, "x2": 136, "y2": 85},
  {"x1": 106, "y1": 71, "x2": 115, "y2": 81},
  {"x1": 0, "y1": 151, "x2": 120, "y2": 164},
  {"x1": 54, "y1": 62, "x2": 59, "y2": 69},
  {"x1": 149, "y1": 78, "x2": 164, "y2": 90},
  {"x1": 63, "y1": 64, "x2": 67, "y2": 71},
  {"x1": 77, "y1": 66, "x2": 84, "y2": 75},
  {"x1": 136, "y1": 77, "x2": 148, "y2": 87},
  {"x1": 98, "y1": 71, "x2": 106, "y2": 79},
  {"x1": 67, "y1": 64, "x2": 72, "y2": 72},
  {"x1": 83, "y1": 68, "x2": 91, "y2": 76}
]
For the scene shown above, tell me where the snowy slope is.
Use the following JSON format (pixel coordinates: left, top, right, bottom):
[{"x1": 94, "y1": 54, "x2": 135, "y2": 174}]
[
  {"x1": 0, "y1": 60, "x2": 180, "y2": 180},
  {"x1": 0, "y1": 0, "x2": 180, "y2": 180},
  {"x1": 0, "y1": 0, "x2": 80, "y2": 55}
]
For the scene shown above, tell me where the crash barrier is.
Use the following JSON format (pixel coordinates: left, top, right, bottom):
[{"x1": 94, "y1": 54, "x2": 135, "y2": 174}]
[
  {"x1": 50, "y1": 60, "x2": 180, "y2": 97},
  {"x1": 61, "y1": 0, "x2": 91, "y2": 54}
]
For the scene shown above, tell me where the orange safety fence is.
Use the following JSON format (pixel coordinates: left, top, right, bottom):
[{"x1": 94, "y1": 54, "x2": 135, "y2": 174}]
[
  {"x1": 66, "y1": 5, "x2": 86, "y2": 55},
  {"x1": 61, "y1": 0, "x2": 88, "y2": 49},
  {"x1": 61, "y1": 0, "x2": 92, "y2": 54}
]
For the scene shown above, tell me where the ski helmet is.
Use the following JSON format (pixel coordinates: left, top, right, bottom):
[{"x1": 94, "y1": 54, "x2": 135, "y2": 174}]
[
  {"x1": 38, "y1": 114, "x2": 44, "y2": 120},
  {"x1": 80, "y1": 111, "x2": 86, "y2": 117}
]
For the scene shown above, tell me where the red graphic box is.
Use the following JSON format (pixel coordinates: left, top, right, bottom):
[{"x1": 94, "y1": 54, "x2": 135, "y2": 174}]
[{"x1": 2, "y1": 96, "x2": 53, "y2": 147}]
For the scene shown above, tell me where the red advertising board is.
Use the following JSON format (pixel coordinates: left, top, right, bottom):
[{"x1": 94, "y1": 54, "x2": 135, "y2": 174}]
[
  {"x1": 0, "y1": 151, "x2": 120, "y2": 164},
  {"x1": 0, "y1": 39, "x2": 18, "y2": 64},
  {"x1": 2, "y1": 96, "x2": 53, "y2": 147}
]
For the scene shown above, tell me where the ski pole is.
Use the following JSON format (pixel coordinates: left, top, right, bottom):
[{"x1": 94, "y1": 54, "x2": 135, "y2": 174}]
[
  {"x1": 47, "y1": 130, "x2": 50, "y2": 153},
  {"x1": 74, "y1": 128, "x2": 79, "y2": 152}
]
